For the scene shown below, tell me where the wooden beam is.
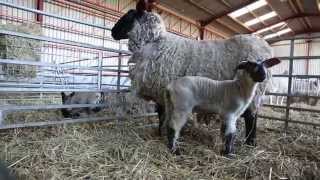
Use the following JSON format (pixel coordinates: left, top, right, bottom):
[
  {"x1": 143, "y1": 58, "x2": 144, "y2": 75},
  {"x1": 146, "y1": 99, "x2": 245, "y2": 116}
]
[
  {"x1": 267, "y1": 29, "x2": 320, "y2": 43},
  {"x1": 288, "y1": 0, "x2": 309, "y2": 30},
  {"x1": 200, "y1": 0, "x2": 258, "y2": 26},
  {"x1": 253, "y1": 13, "x2": 320, "y2": 33},
  {"x1": 295, "y1": 0, "x2": 313, "y2": 29}
]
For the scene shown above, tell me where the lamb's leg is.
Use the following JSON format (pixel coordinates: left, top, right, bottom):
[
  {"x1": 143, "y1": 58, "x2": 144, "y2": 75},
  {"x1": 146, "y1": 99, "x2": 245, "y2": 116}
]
[
  {"x1": 241, "y1": 108, "x2": 257, "y2": 146},
  {"x1": 155, "y1": 103, "x2": 165, "y2": 136},
  {"x1": 269, "y1": 96, "x2": 273, "y2": 105},
  {"x1": 167, "y1": 110, "x2": 189, "y2": 155},
  {"x1": 221, "y1": 115, "x2": 237, "y2": 157}
]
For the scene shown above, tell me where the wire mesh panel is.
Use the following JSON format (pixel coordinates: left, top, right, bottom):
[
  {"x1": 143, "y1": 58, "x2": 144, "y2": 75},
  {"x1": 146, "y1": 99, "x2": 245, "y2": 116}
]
[
  {"x1": 261, "y1": 38, "x2": 320, "y2": 128},
  {"x1": 0, "y1": 0, "x2": 159, "y2": 129}
]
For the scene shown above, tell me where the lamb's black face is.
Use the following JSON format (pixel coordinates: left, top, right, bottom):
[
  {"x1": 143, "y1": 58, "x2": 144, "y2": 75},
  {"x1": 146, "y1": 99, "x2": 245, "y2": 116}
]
[
  {"x1": 249, "y1": 63, "x2": 267, "y2": 82},
  {"x1": 237, "y1": 58, "x2": 281, "y2": 82},
  {"x1": 111, "y1": 9, "x2": 142, "y2": 40}
]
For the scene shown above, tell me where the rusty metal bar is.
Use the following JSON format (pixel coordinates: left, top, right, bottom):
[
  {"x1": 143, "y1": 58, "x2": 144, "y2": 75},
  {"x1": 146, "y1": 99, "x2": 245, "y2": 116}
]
[
  {"x1": 0, "y1": 1, "x2": 111, "y2": 30},
  {"x1": 277, "y1": 56, "x2": 320, "y2": 60},
  {"x1": 258, "y1": 115, "x2": 320, "y2": 127},
  {"x1": 36, "y1": 0, "x2": 44, "y2": 23},
  {"x1": 284, "y1": 39, "x2": 295, "y2": 129},
  {"x1": 0, "y1": 113, "x2": 158, "y2": 130}
]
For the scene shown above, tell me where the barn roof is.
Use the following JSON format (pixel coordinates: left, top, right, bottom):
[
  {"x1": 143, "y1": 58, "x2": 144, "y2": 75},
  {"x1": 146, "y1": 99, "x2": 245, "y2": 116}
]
[{"x1": 157, "y1": 0, "x2": 320, "y2": 42}]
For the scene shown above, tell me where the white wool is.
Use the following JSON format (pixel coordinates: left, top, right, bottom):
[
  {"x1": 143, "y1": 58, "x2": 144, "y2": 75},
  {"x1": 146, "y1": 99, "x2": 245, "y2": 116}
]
[
  {"x1": 166, "y1": 70, "x2": 258, "y2": 135},
  {"x1": 128, "y1": 12, "x2": 273, "y2": 112}
]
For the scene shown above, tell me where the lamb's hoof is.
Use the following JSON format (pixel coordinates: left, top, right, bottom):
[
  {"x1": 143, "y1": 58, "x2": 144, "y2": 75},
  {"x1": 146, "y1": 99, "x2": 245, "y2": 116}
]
[
  {"x1": 220, "y1": 150, "x2": 236, "y2": 159},
  {"x1": 224, "y1": 153, "x2": 236, "y2": 159},
  {"x1": 170, "y1": 148, "x2": 181, "y2": 156}
]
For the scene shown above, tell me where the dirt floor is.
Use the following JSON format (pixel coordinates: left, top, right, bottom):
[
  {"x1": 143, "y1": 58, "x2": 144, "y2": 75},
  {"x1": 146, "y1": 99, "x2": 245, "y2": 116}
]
[{"x1": 0, "y1": 113, "x2": 319, "y2": 180}]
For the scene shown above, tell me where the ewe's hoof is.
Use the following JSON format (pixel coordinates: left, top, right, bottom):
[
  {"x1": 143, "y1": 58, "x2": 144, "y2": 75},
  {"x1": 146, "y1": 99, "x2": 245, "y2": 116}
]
[{"x1": 245, "y1": 139, "x2": 257, "y2": 147}]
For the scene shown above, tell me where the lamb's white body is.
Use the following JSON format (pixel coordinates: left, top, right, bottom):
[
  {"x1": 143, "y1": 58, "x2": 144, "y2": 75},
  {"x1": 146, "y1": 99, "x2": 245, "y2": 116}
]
[{"x1": 166, "y1": 71, "x2": 257, "y2": 138}]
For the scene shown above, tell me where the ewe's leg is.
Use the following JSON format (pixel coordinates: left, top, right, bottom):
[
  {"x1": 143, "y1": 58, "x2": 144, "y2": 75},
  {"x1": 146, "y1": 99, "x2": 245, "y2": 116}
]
[
  {"x1": 155, "y1": 104, "x2": 165, "y2": 136},
  {"x1": 167, "y1": 110, "x2": 189, "y2": 155},
  {"x1": 241, "y1": 108, "x2": 257, "y2": 146},
  {"x1": 221, "y1": 114, "x2": 237, "y2": 157}
]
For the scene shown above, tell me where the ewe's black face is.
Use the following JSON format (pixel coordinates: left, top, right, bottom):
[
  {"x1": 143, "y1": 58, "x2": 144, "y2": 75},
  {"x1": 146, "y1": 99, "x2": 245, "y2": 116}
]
[{"x1": 111, "y1": 9, "x2": 142, "y2": 40}]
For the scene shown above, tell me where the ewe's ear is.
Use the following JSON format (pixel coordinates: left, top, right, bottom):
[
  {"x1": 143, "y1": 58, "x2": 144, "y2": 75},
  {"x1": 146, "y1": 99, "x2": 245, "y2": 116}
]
[
  {"x1": 136, "y1": 0, "x2": 146, "y2": 16},
  {"x1": 262, "y1": 58, "x2": 281, "y2": 68},
  {"x1": 70, "y1": 92, "x2": 75, "y2": 97},
  {"x1": 136, "y1": 0, "x2": 157, "y2": 15},
  {"x1": 236, "y1": 61, "x2": 248, "y2": 70}
]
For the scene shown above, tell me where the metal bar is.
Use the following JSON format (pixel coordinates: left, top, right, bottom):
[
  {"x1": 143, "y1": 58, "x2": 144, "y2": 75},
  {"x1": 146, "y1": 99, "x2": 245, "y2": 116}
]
[
  {"x1": 97, "y1": 52, "x2": 103, "y2": 90},
  {"x1": 0, "y1": 58, "x2": 104, "y2": 71},
  {"x1": 272, "y1": 74, "x2": 320, "y2": 78},
  {"x1": 266, "y1": 92, "x2": 320, "y2": 99},
  {"x1": 0, "y1": 104, "x2": 107, "y2": 111},
  {"x1": 258, "y1": 115, "x2": 320, "y2": 127},
  {"x1": 0, "y1": 30, "x2": 131, "y2": 54},
  {"x1": 0, "y1": 1, "x2": 111, "y2": 31},
  {"x1": 285, "y1": 39, "x2": 295, "y2": 129},
  {"x1": 0, "y1": 113, "x2": 158, "y2": 130},
  {"x1": 263, "y1": 104, "x2": 320, "y2": 114},
  {"x1": 263, "y1": 104, "x2": 286, "y2": 109},
  {"x1": 36, "y1": 0, "x2": 44, "y2": 23},
  {"x1": 0, "y1": 82, "x2": 130, "y2": 89},
  {"x1": 277, "y1": 56, "x2": 320, "y2": 60},
  {"x1": 0, "y1": 87, "x2": 130, "y2": 93}
]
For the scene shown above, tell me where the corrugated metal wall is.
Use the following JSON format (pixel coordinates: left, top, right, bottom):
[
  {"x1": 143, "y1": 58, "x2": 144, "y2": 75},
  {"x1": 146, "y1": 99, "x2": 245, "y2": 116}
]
[{"x1": 272, "y1": 39, "x2": 320, "y2": 76}]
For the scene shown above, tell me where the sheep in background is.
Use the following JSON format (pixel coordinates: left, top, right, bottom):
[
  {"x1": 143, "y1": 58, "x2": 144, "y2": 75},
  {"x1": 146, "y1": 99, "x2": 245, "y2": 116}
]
[
  {"x1": 61, "y1": 92, "x2": 104, "y2": 118},
  {"x1": 165, "y1": 58, "x2": 280, "y2": 156},
  {"x1": 111, "y1": 0, "x2": 274, "y2": 145},
  {"x1": 268, "y1": 70, "x2": 320, "y2": 106}
]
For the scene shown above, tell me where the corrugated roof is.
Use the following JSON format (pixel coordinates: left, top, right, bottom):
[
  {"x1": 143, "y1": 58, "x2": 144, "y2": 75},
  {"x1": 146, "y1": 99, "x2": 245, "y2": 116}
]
[{"x1": 158, "y1": 0, "x2": 320, "y2": 42}]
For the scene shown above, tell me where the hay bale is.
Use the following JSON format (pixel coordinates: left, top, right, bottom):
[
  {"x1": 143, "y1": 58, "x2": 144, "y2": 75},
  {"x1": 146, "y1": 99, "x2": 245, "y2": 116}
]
[{"x1": 0, "y1": 23, "x2": 42, "y2": 80}]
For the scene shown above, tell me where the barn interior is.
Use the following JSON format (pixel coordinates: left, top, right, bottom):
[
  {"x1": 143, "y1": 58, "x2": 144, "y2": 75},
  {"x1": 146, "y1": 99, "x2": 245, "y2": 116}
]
[{"x1": 0, "y1": 0, "x2": 320, "y2": 179}]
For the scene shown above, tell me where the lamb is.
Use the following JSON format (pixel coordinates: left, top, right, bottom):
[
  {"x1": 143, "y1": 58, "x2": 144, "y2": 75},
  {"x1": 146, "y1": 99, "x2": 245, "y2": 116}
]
[
  {"x1": 61, "y1": 92, "x2": 104, "y2": 118},
  {"x1": 165, "y1": 58, "x2": 280, "y2": 156},
  {"x1": 111, "y1": 0, "x2": 274, "y2": 145}
]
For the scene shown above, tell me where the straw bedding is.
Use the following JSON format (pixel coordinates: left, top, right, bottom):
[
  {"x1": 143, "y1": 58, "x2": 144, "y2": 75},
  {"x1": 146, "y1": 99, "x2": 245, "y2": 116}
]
[{"x1": 0, "y1": 113, "x2": 319, "y2": 180}]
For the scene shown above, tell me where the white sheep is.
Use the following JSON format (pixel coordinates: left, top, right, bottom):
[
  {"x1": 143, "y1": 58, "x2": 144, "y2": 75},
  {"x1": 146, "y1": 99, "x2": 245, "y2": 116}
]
[
  {"x1": 111, "y1": 0, "x2": 274, "y2": 145},
  {"x1": 165, "y1": 58, "x2": 280, "y2": 156}
]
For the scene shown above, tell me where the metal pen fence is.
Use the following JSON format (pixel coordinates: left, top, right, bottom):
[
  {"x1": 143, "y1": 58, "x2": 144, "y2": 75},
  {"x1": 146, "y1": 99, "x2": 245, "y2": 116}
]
[
  {"x1": 0, "y1": 0, "x2": 159, "y2": 129},
  {"x1": 260, "y1": 37, "x2": 320, "y2": 128}
]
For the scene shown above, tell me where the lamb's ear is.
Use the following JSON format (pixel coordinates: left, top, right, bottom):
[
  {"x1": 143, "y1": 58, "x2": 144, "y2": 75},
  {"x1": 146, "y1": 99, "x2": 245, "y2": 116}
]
[
  {"x1": 262, "y1": 58, "x2": 281, "y2": 68},
  {"x1": 236, "y1": 61, "x2": 248, "y2": 70}
]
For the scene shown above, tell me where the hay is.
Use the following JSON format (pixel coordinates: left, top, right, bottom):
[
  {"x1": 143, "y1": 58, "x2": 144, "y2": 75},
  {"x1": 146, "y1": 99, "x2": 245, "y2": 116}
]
[
  {"x1": 0, "y1": 115, "x2": 319, "y2": 180},
  {"x1": 0, "y1": 23, "x2": 41, "y2": 79},
  {"x1": 2, "y1": 92, "x2": 155, "y2": 125}
]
